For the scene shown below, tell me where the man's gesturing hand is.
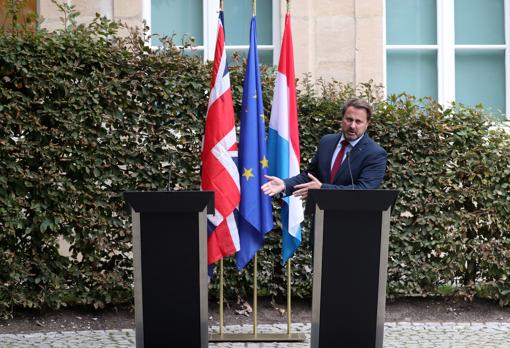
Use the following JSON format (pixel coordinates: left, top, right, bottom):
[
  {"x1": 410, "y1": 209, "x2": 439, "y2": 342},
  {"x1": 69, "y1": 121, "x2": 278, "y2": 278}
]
[
  {"x1": 292, "y1": 173, "x2": 322, "y2": 200},
  {"x1": 261, "y1": 175, "x2": 285, "y2": 196}
]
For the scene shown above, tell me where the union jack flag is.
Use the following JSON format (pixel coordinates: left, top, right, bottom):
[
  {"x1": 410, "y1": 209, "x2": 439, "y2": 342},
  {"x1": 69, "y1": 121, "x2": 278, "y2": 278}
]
[{"x1": 201, "y1": 11, "x2": 240, "y2": 265}]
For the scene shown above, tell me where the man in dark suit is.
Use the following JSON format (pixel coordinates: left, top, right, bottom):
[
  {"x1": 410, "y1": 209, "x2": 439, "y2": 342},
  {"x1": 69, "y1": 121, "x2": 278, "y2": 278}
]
[{"x1": 261, "y1": 98, "x2": 387, "y2": 199}]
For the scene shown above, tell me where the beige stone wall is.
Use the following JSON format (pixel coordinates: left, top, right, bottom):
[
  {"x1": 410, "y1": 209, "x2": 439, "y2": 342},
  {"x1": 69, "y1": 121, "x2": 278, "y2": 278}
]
[
  {"x1": 39, "y1": 0, "x2": 383, "y2": 85},
  {"x1": 112, "y1": 0, "x2": 144, "y2": 35},
  {"x1": 354, "y1": 0, "x2": 384, "y2": 86},
  {"x1": 39, "y1": 0, "x2": 144, "y2": 34},
  {"x1": 38, "y1": 0, "x2": 65, "y2": 31},
  {"x1": 289, "y1": 0, "x2": 383, "y2": 85}
]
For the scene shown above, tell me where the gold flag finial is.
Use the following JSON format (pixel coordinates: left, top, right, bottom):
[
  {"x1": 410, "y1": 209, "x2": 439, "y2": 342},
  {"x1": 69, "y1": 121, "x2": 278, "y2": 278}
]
[
  {"x1": 220, "y1": 0, "x2": 224, "y2": 11},
  {"x1": 287, "y1": 0, "x2": 290, "y2": 14},
  {"x1": 253, "y1": 0, "x2": 256, "y2": 16}
]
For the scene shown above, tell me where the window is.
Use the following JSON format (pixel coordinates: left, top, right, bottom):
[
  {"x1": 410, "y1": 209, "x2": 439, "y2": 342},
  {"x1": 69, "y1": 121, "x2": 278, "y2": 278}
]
[
  {"x1": 144, "y1": 0, "x2": 280, "y2": 65},
  {"x1": 385, "y1": 0, "x2": 509, "y2": 119}
]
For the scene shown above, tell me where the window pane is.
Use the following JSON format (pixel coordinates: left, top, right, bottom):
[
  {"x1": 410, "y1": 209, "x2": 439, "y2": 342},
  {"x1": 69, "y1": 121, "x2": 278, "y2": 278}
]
[
  {"x1": 226, "y1": 49, "x2": 273, "y2": 66},
  {"x1": 386, "y1": 50, "x2": 438, "y2": 99},
  {"x1": 151, "y1": 0, "x2": 203, "y2": 47},
  {"x1": 386, "y1": 0, "x2": 437, "y2": 45},
  {"x1": 455, "y1": 0, "x2": 504, "y2": 44},
  {"x1": 224, "y1": 0, "x2": 272, "y2": 45},
  {"x1": 456, "y1": 50, "x2": 505, "y2": 117}
]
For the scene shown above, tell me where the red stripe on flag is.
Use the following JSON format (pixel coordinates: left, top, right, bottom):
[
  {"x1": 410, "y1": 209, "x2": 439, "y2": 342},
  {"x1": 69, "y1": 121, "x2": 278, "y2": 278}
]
[
  {"x1": 210, "y1": 22, "x2": 225, "y2": 90},
  {"x1": 278, "y1": 14, "x2": 300, "y2": 163}
]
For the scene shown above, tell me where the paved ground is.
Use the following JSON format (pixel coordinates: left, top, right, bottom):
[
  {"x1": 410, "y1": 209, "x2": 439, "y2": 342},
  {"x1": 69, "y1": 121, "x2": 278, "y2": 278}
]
[{"x1": 1, "y1": 322, "x2": 510, "y2": 347}]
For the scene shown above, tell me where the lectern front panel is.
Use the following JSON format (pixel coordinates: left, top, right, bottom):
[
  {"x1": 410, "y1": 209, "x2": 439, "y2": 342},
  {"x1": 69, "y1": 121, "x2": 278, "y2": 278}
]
[
  {"x1": 323, "y1": 211, "x2": 381, "y2": 345},
  {"x1": 309, "y1": 189, "x2": 397, "y2": 348},
  {"x1": 140, "y1": 212, "x2": 201, "y2": 346},
  {"x1": 312, "y1": 207, "x2": 390, "y2": 348}
]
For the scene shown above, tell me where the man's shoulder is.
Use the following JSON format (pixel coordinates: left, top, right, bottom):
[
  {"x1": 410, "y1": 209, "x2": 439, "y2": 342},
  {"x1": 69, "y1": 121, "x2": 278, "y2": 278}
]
[{"x1": 362, "y1": 134, "x2": 387, "y2": 155}]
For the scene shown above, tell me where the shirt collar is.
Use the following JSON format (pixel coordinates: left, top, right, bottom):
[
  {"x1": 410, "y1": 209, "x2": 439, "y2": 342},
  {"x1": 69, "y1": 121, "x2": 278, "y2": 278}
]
[{"x1": 339, "y1": 133, "x2": 364, "y2": 148}]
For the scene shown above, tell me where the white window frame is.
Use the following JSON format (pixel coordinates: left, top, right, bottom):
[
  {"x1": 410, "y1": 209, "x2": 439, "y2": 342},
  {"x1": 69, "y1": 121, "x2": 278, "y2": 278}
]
[
  {"x1": 143, "y1": 0, "x2": 281, "y2": 65},
  {"x1": 384, "y1": 0, "x2": 510, "y2": 118}
]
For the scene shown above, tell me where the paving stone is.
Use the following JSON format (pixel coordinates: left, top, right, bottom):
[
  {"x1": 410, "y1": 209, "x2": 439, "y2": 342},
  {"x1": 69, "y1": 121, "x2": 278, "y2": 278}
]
[{"x1": 1, "y1": 322, "x2": 510, "y2": 347}]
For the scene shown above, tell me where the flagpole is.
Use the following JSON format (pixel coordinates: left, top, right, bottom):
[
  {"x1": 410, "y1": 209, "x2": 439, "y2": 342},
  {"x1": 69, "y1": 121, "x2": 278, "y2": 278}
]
[
  {"x1": 286, "y1": 5, "x2": 292, "y2": 324},
  {"x1": 251, "y1": 0, "x2": 257, "y2": 338},
  {"x1": 220, "y1": 0, "x2": 223, "y2": 10},
  {"x1": 253, "y1": 253, "x2": 258, "y2": 336},
  {"x1": 285, "y1": 1, "x2": 293, "y2": 331},
  {"x1": 219, "y1": 258, "x2": 224, "y2": 336},
  {"x1": 287, "y1": 259, "x2": 292, "y2": 335}
]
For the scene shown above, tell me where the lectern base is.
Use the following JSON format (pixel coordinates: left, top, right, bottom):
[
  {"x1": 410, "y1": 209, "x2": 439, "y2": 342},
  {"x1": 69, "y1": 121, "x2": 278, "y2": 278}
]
[{"x1": 209, "y1": 333, "x2": 306, "y2": 342}]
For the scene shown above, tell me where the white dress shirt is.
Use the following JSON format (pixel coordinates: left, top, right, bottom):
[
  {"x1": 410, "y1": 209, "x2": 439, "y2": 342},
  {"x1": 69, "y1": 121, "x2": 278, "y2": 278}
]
[{"x1": 330, "y1": 134, "x2": 364, "y2": 170}]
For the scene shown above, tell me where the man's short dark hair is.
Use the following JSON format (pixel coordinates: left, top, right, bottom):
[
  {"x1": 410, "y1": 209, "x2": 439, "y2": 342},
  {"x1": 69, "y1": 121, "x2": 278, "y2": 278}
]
[{"x1": 341, "y1": 98, "x2": 373, "y2": 121}]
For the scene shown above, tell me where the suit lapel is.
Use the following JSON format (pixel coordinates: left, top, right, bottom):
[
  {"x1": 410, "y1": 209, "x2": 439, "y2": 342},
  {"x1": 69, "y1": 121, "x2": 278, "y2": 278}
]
[{"x1": 347, "y1": 133, "x2": 369, "y2": 161}]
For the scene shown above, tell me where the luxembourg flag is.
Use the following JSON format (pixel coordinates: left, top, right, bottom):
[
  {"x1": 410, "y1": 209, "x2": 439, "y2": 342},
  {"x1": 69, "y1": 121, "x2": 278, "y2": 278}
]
[{"x1": 267, "y1": 13, "x2": 304, "y2": 263}]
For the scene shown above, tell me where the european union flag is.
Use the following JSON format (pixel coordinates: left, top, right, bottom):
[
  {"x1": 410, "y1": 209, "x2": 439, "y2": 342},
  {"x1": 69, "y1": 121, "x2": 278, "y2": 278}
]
[{"x1": 236, "y1": 15, "x2": 274, "y2": 270}]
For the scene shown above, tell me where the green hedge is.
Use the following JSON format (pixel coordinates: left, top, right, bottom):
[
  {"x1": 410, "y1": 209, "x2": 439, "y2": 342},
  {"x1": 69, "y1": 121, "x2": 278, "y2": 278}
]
[
  {"x1": 1, "y1": 15, "x2": 510, "y2": 318},
  {"x1": 0, "y1": 18, "x2": 212, "y2": 316},
  {"x1": 375, "y1": 96, "x2": 510, "y2": 305}
]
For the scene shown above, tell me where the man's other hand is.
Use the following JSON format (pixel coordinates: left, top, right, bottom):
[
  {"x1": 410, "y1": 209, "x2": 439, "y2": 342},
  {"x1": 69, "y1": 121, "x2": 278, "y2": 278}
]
[{"x1": 292, "y1": 173, "x2": 322, "y2": 200}]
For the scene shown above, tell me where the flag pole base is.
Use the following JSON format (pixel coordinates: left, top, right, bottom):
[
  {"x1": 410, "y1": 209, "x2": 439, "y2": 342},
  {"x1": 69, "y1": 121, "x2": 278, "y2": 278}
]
[{"x1": 209, "y1": 332, "x2": 306, "y2": 342}]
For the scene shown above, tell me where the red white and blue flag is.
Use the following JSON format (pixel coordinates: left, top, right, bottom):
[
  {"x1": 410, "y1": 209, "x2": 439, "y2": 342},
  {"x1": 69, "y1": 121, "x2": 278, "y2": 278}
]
[
  {"x1": 201, "y1": 11, "x2": 240, "y2": 265},
  {"x1": 267, "y1": 14, "x2": 304, "y2": 263}
]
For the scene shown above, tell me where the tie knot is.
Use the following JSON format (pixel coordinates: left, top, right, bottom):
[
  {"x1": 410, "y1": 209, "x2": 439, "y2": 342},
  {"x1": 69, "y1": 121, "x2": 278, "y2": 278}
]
[{"x1": 341, "y1": 140, "x2": 349, "y2": 147}]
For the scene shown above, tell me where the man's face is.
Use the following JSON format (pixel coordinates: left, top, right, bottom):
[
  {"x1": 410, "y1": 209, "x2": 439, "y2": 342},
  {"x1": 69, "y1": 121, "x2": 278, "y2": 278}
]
[{"x1": 341, "y1": 106, "x2": 369, "y2": 141}]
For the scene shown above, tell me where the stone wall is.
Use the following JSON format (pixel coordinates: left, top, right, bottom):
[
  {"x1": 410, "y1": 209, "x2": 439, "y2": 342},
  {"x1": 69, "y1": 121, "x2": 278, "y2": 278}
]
[
  {"x1": 39, "y1": 0, "x2": 143, "y2": 35},
  {"x1": 38, "y1": 0, "x2": 384, "y2": 84},
  {"x1": 290, "y1": 0, "x2": 383, "y2": 85}
]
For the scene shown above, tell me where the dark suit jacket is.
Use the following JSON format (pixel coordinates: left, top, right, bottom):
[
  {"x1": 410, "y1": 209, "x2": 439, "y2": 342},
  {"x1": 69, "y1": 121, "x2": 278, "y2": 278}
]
[{"x1": 283, "y1": 133, "x2": 387, "y2": 195}]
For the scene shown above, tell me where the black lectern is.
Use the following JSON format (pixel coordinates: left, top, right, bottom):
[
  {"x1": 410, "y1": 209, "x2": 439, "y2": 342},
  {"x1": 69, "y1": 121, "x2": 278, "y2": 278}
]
[
  {"x1": 123, "y1": 191, "x2": 214, "y2": 348},
  {"x1": 308, "y1": 189, "x2": 398, "y2": 348}
]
